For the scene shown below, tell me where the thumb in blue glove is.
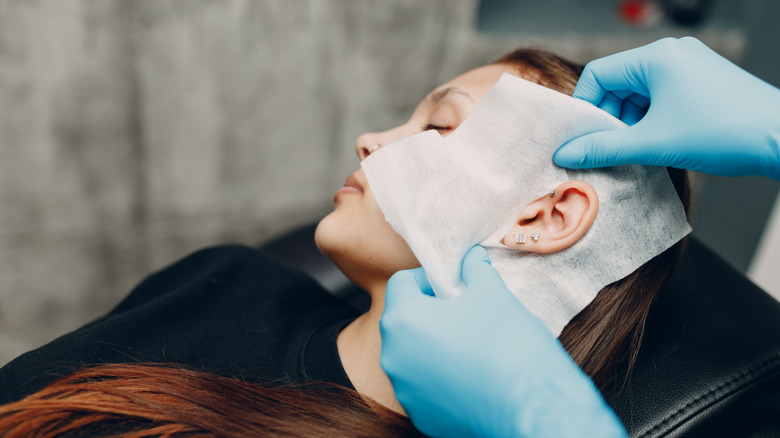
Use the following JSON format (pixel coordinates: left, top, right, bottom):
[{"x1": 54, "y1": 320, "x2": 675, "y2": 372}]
[
  {"x1": 380, "y1": 245, "x2": 627, "y2": 438},
  {"x1": 554, "y1": 37, "x2": 780, "y2": 180}
]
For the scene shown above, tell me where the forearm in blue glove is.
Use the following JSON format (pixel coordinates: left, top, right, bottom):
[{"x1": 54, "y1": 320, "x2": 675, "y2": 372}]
[
  {"x1": 380, "y1": 246, "x2": 627, "y2": 438},
  {"x1": 553, "y1": 37, "x2": 780, "y2": 181}
]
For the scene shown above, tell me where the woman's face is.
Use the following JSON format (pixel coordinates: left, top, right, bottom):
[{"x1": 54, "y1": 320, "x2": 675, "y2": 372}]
[{"x1": 315, "y1": 63, "x2": 520, "y2": 291}]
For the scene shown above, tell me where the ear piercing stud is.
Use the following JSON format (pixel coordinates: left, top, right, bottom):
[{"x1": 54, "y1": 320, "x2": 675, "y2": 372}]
[
  {"x1": 549, "y1": 190, "x2": 555, "y2": 197},
  {"x1": 515, "y1": 233, "x2": 541, "y2": 243}
]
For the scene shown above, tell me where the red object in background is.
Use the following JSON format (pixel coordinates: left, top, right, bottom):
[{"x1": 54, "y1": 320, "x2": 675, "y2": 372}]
[
  {"x1": 618, "y1": 0, "x2": 664, "y2": 27},
  {"x1": 620, "y1": 0, "x2": 644, "y2": 23}
]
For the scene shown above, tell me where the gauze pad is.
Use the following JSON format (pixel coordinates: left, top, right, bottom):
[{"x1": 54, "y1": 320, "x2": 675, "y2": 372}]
[{"x1": 362, "y1": 73, "x2": 691, "y2": 336}]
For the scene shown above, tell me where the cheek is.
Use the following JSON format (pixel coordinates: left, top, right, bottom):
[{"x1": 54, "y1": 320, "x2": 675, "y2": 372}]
[{"x1": 364, "y1": 195, "x2": 419, "y2": 269}]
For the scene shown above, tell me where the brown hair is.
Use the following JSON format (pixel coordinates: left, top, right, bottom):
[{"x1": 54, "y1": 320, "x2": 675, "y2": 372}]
[
  {"x1": 0, "y1": 363, "x2": 423, "y2": 438},
  {"x1": 495, "y1": 48, "x2": 583, "y2": 94},
  {"x1": 0, "y1": 48, "x2": 688, "y2": 437}
]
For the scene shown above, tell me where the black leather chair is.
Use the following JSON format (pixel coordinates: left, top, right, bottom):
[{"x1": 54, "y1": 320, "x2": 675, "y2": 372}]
[{"x1": 262, "y1": 224, "x2": 780, "y2": 437}]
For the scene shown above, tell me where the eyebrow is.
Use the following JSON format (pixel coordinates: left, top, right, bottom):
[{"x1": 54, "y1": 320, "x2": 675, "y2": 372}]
[{"x1": 425, "y1": 86, "x2": 475, "y2": 106}]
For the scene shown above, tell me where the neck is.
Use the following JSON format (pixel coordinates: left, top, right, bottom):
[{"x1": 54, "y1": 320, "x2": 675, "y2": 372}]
[{"x1": 336, "y1": 282, "x2": 405, "y2": 414}]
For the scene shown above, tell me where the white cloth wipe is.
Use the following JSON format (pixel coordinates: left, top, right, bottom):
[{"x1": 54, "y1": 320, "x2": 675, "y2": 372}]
[{"x1": 362, "y1": 73, "x2": 691, "y2": 336}]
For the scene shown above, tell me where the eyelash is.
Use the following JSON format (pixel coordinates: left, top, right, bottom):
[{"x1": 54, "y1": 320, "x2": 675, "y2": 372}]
[{"x1": 424, "y1": 124, "x2": 451, "y2": 133}]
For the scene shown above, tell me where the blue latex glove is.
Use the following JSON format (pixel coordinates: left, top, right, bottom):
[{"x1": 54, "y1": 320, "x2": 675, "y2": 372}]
[
  {"x1": 380, "y1": 246, "x2": 627, "y2": 438},
  {"x1": 553, "y1": 37, "x2": 780, "y2": 181}
]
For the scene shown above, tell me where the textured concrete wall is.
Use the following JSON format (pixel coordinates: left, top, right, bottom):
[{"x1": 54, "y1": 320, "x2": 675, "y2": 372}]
[
  {"x1": 130, "y1": 0, "x2": 477, "y2": 266},
  {"x1": 0, "y1": 0, "x2": 485, "y2": 365},
  {"x1": 0, "y1": 0, "x2": 749, "y2": 365},
  {"x1": 0, "y1": 0, "x2": 139, "y2": 362}
]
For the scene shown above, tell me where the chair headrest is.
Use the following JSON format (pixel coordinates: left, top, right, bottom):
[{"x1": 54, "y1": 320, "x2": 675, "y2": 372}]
[{"x1": 607, "y1": 238, "x2": 780, "y2": 437}]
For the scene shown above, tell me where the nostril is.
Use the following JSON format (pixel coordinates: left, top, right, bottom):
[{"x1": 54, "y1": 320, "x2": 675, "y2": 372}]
[{"x1": 359, "y1": 144, "x2": 381, "y2": 160}]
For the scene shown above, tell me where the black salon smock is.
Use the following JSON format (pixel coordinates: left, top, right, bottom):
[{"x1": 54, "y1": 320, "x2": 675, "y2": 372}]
[{"x1": 0, "y1": 245, "x2": 359, "y2": 404}]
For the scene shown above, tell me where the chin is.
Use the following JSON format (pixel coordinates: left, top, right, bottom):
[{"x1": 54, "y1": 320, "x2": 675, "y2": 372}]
[
  {"x1": 314, "y1": 212, "x2": 341, "y2": 260},
  {"x1": 315, "y1": 207, "x2": 422, "y2": 291},
  {"x1": 314, "y1": 211, "x2": 363, "y2": 273},
  {"x1": 315, "y1": 212, "x2": 373, "y2": 291}
]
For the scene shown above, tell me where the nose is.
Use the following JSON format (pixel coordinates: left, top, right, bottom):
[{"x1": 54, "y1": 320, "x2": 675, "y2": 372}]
[
  {"x1": 355, "y1": 132, "x2": 383, "y2": 161},
  {"x1": 355, "y1": 124, "x2": 416, "y2": 161}
]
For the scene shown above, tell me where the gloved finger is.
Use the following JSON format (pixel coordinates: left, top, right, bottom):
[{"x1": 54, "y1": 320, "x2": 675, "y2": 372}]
[
  {"x1": 611, "y1": 89, "x2": 635, "y2": 99},
  {"x1": 411, "y1": 267, "x2": 436, "y2": 297},
  {"x1": 553, "y1": 125, "x2": 658, "y2": 169},
  {"x1": 573, "y1": 65, "x2": 609, "y2": 106},
  {"x1": 596, "y1": 91, "x2": 624, "y2": 119},
  {"x1": 626, "y1": 91, "x2": 650, "y2": 110},
  {"x1": 679, "y1": 36, "x2": 708, "y2": 50},
  {"x1": 381, "y1": 269, "x2": 434, "y2": 348},
  {"x1": 574, "y1": 47, "x2": 653, "y2": 102},
  {"x1": 619, "y1": 94, "x2": 649, "y2": 126},
  {"x1": 460, "y1": 245, "x2": 509, "y2": 296},
  {"x1": 385, "y1": 267, "x2": 435, "y2": 311},
  {"x1": 380, "y1": 269, "x2": 436, "y2": 376}
]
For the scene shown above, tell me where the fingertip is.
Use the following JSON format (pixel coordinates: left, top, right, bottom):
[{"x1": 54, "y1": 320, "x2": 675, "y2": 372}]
[
  {"x1": 387, "y1": 268, "x2": 415, "y2": 288},
  {"x1": 379, "y1": 349, "x2": 395, "y2": 376},
  {"x1": 385, "y1": 269, "x2": 417, "y2": 303},
  {"x1": 387, "y1": 267, "x2": 435, "y2": 301},
  {"x1": 463, "y1": 245, "x2": 490, "y2": 264},
  {"x1": 560, "y1": 126, "x2": 653, "y2": 169},
  {"x1": 461, "y1": 245, "x2": 508, "y2": 292},
  {"x1": 459, "y1": 246, "x2": 491, "y2": 286},
  {"x1": 572, "y1": 67, "x2": 606, "y2": 105},
  {"x1": 679, "y1": 36, "x2": 704, "y2": 48},
  {"x1": 553, "y1": 140, "x2": 587, "y2": 169},
  {"x1": 461, "y1": 246, "x2": 491, "y2": 279},
  {"x1": 412, "y1": 268, "x2": 436, "y2": 297}
]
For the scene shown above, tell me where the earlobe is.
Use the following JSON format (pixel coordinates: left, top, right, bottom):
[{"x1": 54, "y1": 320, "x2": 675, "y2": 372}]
[{"x1": 502, "y1": 181, "x2": 599, "y2": 254}]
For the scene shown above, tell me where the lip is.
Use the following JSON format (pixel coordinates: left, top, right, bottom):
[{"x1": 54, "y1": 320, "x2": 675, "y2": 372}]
[
  {"x1": 334, "y1": 173, "x2": 364, "y2": 202},
  {"x1": 344, "y1": 174, "x2": 363, "y2": 192}
]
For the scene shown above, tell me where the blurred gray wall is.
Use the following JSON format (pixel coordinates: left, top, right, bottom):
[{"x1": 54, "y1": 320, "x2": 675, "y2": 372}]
[
  {"x1": 0, "y1": 0, "x2": 763, "y2": 365},
  {"x1": 0, "y1": 0, "x2": 484, "y2": 365}
]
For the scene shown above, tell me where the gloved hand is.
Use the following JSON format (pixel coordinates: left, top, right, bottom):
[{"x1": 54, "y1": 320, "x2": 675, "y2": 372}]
[
  {"x1": 380, "y1": 246, "x2": 627, "y2": 438},
  {"x1": 553, "y1": 37, "x2": 780, "y2": 181}
]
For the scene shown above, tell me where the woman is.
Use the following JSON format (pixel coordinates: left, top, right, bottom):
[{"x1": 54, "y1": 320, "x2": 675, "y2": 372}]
[{"x1": 0, "y1": 48, "x2": 689, "y2": 436}]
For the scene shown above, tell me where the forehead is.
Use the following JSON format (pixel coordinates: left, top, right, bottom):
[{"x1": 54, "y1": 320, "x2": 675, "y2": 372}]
[{"x1": 436, "y1": 63, "x2": 521, "y2": 102}]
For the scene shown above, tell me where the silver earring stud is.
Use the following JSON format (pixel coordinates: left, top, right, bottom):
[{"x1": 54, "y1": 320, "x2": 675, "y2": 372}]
[
  {"x1": 530, "y1": 233, "x2": 541, "y2": 242},
  {"x1": 549, "y1": 190, "x2": 555, "y2": 197},
  {"x1": 515, "y1": 233, "x2": 527, "y2": 243}
]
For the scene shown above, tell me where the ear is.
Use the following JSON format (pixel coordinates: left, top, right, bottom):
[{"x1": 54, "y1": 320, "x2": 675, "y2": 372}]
[{"x1": 502, "y1": 181, "x2": 598, "y2": 254}]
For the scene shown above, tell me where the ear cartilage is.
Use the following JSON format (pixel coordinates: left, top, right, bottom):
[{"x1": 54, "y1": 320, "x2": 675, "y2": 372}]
[
  {"x1": 515, "y1": 233, "x2": 527, "y2": 243},
  {"x1": 530, "y1": 233, "x2": 541, "y2": 242}
]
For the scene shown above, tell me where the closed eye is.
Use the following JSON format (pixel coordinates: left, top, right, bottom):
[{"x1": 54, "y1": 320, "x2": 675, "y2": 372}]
[{"x1": 424, "y1": 124, "x2": 451, "y2": 133}]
